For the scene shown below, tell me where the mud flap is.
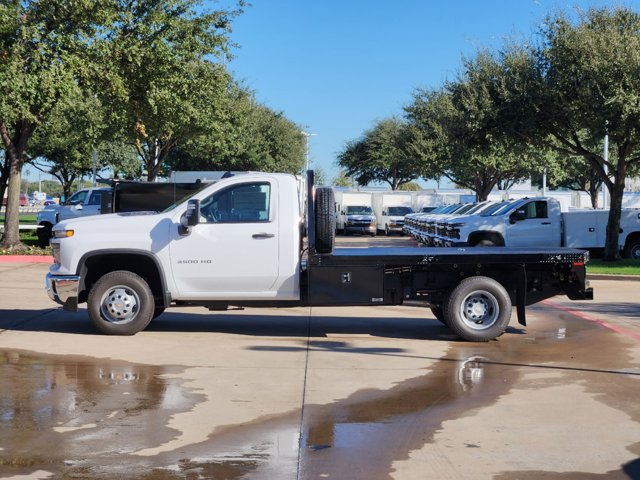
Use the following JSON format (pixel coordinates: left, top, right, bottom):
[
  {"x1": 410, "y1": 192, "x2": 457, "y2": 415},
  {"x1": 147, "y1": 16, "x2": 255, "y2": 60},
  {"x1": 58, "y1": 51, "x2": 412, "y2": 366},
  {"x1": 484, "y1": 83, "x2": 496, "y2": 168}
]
[{"x1": 516, "y1": 265, "x2": 527, "y2": 326}]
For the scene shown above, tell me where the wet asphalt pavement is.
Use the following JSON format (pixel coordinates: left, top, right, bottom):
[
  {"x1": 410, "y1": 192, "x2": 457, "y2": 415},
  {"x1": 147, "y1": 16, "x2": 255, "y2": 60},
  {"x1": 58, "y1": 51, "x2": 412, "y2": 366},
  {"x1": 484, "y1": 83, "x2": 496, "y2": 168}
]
[{"x1": 1, "y1": 236, "x2": 639, "y2": 479}]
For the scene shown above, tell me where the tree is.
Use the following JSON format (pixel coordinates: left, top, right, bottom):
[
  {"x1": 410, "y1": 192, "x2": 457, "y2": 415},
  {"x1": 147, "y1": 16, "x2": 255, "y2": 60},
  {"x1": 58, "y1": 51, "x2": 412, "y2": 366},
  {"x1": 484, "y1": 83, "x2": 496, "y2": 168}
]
[
  {"x1": 166, "y1": 85, "x2": 305, "y2": 175},
  {"x1": 332, "y1": 169, "x2": 353, "y2": 187},
  {"x1": 406, "y1": 68, "x2": 547, "y2": 202},
  {"x1": 497, "y1": 7, "x2": 640, "y2": 259},
  {"x1": 0, "y1": 1, "x2": 107, "y2": 248},
  {"x1": 29, "y1": 91, "x2": 106, "y2": 200},
  {"x1": 96, "y1": 1, "x2": 244, "y2": 181},
  {"x1": 338, "y1": 117, "x2": 423, "y2": 190}
]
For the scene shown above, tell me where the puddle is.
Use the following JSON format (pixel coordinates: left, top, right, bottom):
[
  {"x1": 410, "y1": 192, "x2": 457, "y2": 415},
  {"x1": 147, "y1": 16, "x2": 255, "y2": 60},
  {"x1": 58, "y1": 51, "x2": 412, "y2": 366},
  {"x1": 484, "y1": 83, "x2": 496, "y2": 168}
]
[
  {"x1": 0, "y1": 306, "x2": 638, "y2": 479},
  {"x1": 297, "y1": 310, "x2": 640, "y2": 479},
  {"x1": 0, "y1": 350, "x2": 298, "y2": 479}
]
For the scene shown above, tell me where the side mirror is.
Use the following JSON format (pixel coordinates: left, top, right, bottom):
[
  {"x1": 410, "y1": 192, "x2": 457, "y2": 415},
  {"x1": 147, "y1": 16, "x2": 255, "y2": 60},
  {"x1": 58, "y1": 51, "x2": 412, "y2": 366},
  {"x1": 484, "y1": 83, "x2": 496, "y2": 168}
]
[
  {"x1": 179, "y1": 199, "x2": 200, "y2": 235},
  {"x1": 382, "y1": 210, "x2": 388, "y2": 216},
  {"x1": 74, "y1": 204, "x2": 83, "y2": 210}
]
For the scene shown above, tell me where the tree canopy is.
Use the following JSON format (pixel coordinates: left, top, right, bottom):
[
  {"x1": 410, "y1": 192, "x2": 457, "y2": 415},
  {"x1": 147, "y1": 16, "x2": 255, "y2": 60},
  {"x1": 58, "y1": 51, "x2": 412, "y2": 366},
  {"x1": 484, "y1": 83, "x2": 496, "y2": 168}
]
[{"x1": 337, "y1": 117, "x2": 424, "y2": 190}]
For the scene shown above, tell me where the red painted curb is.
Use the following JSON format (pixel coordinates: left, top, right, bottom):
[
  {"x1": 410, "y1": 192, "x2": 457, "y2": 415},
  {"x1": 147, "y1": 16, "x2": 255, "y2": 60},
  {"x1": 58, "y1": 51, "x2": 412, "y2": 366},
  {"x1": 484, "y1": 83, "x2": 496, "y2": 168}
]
[
  {"x1": 543, "y1": 299, "x2": 640, "y2": 341},
  {"x1": 0, "y1": 255, "x2": 53, "y2": 263}
]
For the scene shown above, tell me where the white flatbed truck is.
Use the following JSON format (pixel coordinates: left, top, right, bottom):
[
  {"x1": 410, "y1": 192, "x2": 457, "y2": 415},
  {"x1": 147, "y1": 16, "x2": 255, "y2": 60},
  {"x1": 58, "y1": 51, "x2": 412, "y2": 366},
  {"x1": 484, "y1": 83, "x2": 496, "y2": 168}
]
[{"x1": 46, "y1": 171, "x2": 593, "y2": 342}]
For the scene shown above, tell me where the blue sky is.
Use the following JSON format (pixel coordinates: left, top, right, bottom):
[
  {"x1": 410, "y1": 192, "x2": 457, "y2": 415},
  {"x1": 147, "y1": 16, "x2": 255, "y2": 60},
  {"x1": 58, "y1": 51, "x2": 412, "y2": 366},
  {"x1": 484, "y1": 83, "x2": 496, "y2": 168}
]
[{"x1": 221, "y1": 0, "x2": 637, "y2": 184}]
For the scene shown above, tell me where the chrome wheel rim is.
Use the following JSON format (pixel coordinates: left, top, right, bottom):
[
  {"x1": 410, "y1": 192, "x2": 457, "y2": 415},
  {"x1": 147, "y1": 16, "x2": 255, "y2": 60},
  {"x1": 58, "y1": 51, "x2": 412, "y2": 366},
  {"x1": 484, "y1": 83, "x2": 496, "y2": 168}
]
[
  {"x1": 459, "y1": 290, "x2": 499, "y2": 330},
  {"x1": 99, "y1": 285, "x2": 140, "y2": 325}
]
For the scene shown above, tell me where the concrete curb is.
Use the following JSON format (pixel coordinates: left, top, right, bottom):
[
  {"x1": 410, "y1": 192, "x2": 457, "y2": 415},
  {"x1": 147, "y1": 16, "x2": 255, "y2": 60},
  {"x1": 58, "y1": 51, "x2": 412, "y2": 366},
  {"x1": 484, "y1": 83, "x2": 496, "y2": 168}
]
[
  {"x1": 587, "y1": 273, "x2": 640, "y2": 282},
  {"x1": 0, "y1": 255, "x2": 53, "y2": 263}
]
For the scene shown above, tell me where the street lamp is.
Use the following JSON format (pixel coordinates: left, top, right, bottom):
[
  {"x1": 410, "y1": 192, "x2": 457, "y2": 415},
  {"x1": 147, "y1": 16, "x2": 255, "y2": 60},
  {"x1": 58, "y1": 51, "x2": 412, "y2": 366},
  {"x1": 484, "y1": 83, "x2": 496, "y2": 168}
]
[{"x1": 301, "y1": 130, "x2": 317, "y2": 173}]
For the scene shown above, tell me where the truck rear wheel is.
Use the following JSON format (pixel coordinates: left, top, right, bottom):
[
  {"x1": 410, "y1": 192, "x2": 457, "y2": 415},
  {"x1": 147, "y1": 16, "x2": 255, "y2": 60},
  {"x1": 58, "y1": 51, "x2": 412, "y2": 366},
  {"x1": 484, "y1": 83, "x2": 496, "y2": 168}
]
[
  {"x1": 430, "y1": 306, "x2": 448, "y2": 326},
  {"x1": 315, "y1": 187, "x2": 336, "y2": 254},
  {"x1": 443, "y1": 276, "x2": 512, "y2": 342},
  {"x1": 88, "y1": 270, "x2": 155, "y2": 335},
  {"x1": 623, "y1": 236, "x2": 640, "y2": 259}
]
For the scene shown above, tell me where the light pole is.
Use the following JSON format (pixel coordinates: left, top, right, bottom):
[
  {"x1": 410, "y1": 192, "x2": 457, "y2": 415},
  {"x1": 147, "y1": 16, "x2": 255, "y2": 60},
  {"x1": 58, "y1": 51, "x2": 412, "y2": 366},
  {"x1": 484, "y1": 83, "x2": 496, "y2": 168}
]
[
  {"x1": 301, "y1": 130, "x2": 317, "y2": 173},
  {"x1": 603, "y1": 122, "x2": 609, "y2": 209}
]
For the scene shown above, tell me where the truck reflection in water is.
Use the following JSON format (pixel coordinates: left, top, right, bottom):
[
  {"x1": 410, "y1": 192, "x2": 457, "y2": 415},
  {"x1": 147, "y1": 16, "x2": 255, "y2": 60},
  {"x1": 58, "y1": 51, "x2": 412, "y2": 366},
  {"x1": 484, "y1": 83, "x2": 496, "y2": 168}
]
[{"x1": 457, "y1": 355, "x2": 489, "y2": 392}]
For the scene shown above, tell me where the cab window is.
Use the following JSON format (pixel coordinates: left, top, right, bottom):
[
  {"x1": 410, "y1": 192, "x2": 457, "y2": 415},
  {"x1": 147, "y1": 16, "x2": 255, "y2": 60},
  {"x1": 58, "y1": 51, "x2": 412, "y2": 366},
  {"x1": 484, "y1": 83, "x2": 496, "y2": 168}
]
[
  {"x1": 88, "y1": 191, "x2": 105, "y2": 205},
  {"x1": 200, "y1": 182, "x2": 271, "y2": 223},
  {"x1": 516, "y1": 201, "x2": 548, "y2": 219},
  {"x1": 67, "y1": 190, "x2": 87, "y2": 206}
]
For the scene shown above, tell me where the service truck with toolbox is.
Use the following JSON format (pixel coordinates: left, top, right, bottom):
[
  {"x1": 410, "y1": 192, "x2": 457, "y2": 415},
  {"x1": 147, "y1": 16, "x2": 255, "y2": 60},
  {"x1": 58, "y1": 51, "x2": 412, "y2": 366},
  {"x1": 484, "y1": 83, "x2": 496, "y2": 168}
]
[
  {"x1": 422, "y1": 196, "x2": 640, "y2": 259},
  {"x1": 46, "y1": 171, "x2": 593, "y2": 342}
]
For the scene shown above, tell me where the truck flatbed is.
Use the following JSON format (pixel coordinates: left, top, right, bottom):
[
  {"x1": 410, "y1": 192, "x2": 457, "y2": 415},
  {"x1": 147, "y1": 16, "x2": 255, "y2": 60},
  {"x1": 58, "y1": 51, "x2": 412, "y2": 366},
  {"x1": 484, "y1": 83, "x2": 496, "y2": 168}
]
[{"x1": 310, "y1": 246, "x2": 589, "y2": 265}]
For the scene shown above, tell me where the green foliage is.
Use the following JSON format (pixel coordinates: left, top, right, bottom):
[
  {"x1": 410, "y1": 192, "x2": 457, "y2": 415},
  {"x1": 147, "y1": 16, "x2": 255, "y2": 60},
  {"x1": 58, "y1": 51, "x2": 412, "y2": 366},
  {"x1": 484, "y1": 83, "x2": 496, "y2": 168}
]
[
  {"x1": 588, "y1": 259, "x2": 640, "y2": 274},
  {"x1": 332, "y1": 169, "x2": 353, "y2": 188},
  {"x1": 166, "y1": 85, "x2": 305, "y2": 175},
  {"x1": 398, "y1": 182, "x2": 421, "y2": 191},
  {"x1": 337, "y1": 117, "x2": 423, "y2": 190},
  {"x1": 406, "y1": 50, "x2": 552, "y2": 201},
  {"x1": 95, "y1": 1, "x2": 244, "y2": 181}
]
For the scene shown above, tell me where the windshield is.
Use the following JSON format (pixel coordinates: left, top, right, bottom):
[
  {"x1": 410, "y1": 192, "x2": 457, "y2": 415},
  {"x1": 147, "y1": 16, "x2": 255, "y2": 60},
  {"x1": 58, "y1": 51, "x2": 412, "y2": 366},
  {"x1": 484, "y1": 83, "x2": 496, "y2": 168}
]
[
  {"x1": 388, "y1": 206, "x2": 413, "y2": 215},
  {"x1": 481, "y1": 201, "x2": 508, "y2": 216},
  {"x1": 346, "y1": 206, "x2": 373, "y2": 215},
  {"x1": 486, "y1": 200, "x2": 519, "y2": 216}
]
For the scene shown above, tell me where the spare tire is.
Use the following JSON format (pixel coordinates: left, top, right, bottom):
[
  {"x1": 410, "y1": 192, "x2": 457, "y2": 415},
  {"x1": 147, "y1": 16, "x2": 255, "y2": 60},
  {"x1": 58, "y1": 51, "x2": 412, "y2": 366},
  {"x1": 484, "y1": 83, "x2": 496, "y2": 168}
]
[{"x1": 314, "y1": 187, "x2": 336, "y2": 254}]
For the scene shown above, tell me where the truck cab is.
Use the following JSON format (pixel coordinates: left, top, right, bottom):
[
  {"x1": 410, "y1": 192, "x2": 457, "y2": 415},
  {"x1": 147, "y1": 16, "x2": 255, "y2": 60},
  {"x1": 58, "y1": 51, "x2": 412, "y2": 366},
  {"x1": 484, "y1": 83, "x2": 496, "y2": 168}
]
[{"x1": 444, "y1": 198, "x2": 563, "y2": 247}]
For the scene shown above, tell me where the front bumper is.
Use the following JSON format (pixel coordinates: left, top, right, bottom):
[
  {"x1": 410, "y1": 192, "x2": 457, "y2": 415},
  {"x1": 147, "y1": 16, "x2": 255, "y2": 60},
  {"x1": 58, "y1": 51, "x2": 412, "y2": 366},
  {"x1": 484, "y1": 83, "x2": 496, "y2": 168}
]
[
  {"x1": 345, "y1": 225, "x2": 376, "y2": 234},
  {"x1": 46, "y1": 273, "x2": 81, "y2": 311}
]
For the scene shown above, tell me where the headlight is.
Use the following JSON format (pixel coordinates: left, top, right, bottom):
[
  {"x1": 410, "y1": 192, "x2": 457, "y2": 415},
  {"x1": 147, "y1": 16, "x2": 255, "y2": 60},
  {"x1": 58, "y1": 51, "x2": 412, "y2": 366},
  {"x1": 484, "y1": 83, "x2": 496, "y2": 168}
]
[{"x1": 54, "y1": 229, "x2": 74, "y2": 238}]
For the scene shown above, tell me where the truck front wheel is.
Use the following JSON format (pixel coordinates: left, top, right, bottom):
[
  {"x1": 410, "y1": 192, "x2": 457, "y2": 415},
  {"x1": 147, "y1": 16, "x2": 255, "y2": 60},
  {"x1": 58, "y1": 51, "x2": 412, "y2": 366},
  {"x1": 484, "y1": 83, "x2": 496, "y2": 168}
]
[
  {"x1": 88, "y1": 270, "x2": 155, "y2": 335},
  {"x1": 443, "y1": 276, "x2": 512, "y2": 342},
  {"x1": 37, "y1": 222, "x2": 53, "y2": 247}
]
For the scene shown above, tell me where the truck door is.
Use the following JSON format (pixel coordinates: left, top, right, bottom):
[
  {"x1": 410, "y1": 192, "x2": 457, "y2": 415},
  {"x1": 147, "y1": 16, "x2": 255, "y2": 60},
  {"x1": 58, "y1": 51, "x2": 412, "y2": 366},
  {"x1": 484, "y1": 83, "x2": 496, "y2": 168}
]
[
  {"x1": 58, "y1": 190, "x2": 104, "y2": 221},
  {"x1": 506, "y1": 200, "x2": 560, "y2": 247},
  {"x1": 169, "y1": 180, "x2": 279, "y2": 296}
]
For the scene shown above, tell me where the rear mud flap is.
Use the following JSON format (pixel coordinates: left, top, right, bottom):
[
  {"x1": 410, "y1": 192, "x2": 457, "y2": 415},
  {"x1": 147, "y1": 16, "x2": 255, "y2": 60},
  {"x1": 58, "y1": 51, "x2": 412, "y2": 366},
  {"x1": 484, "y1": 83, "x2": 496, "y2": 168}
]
[{"x1": 516, "y1": 265, "x2": 526, "y2": 326}]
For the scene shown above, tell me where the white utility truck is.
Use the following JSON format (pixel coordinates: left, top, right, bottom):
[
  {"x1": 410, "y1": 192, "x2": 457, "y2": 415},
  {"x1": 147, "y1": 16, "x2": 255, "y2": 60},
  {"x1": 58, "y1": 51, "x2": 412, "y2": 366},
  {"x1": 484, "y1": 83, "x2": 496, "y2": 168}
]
[
  {"x1": 419, "y1": 197, "x2": 640, "y2": 258},
  {"x1": 333, "y1": 190, "x2": 376, "y2": 236},
  {"x1": 372, "y1": 192, "x2": 414, "y2": 235},
  {"x1": 46, "y1": 172, "x2": 593, "y2": 342}
]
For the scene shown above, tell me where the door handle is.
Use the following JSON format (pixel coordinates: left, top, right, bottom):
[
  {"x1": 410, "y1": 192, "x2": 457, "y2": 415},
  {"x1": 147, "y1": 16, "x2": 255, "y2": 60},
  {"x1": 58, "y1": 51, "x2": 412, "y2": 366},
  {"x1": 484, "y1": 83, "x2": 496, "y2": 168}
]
[
  {"x1": 541, "y1": 222, "x2": 551, "y2": 225},
  {"x1": 252, "y1": 233, "x2": 275, "y2": 239}
]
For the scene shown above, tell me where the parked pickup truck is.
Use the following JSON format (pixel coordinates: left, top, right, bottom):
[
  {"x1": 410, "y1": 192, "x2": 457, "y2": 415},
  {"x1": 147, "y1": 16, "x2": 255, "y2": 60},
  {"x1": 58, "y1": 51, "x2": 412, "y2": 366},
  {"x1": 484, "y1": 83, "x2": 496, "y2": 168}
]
[
  {"x1": 45, "y1": 171, "x2": 593, "y2": 342},
  {"x1": 415, "y1": 197, "x2": 640, "y2": 259},
  {"x1": 36, "y1": 181, "x2": 204, "y2": 246}
]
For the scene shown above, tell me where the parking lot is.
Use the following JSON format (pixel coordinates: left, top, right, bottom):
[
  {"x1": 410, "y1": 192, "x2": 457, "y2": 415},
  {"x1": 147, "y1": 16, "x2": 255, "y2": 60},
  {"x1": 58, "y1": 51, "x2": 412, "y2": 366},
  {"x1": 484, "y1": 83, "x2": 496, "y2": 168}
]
[{"x1": 1, "y1": 235, "x2": 639, "y2": 479}]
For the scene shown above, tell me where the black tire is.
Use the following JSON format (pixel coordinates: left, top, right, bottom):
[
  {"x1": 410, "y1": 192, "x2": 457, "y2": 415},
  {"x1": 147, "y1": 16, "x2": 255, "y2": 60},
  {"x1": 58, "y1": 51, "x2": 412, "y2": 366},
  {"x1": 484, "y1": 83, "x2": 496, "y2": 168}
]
[
  {"x1": 622, "y1": 237, "x2": 640, "y2": 259},
  {"x1": 37, "y1": 222, "x2": 53, "y2": 248},
  {"x1": 314, "y1": 187, "x2": 336, "y2": 254},
  {"x1": 476, "y1": 239, "x2": 496, "y2": 247},
  {"x1": 385, "y1": 225, "x2": 390, "y2": 236},
  {"x1": 443, "y1": 276, "x2": 512, "y2": 342},
  {"x1": 88, "y1": 270, "x2": 155, "y2": 335}
]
